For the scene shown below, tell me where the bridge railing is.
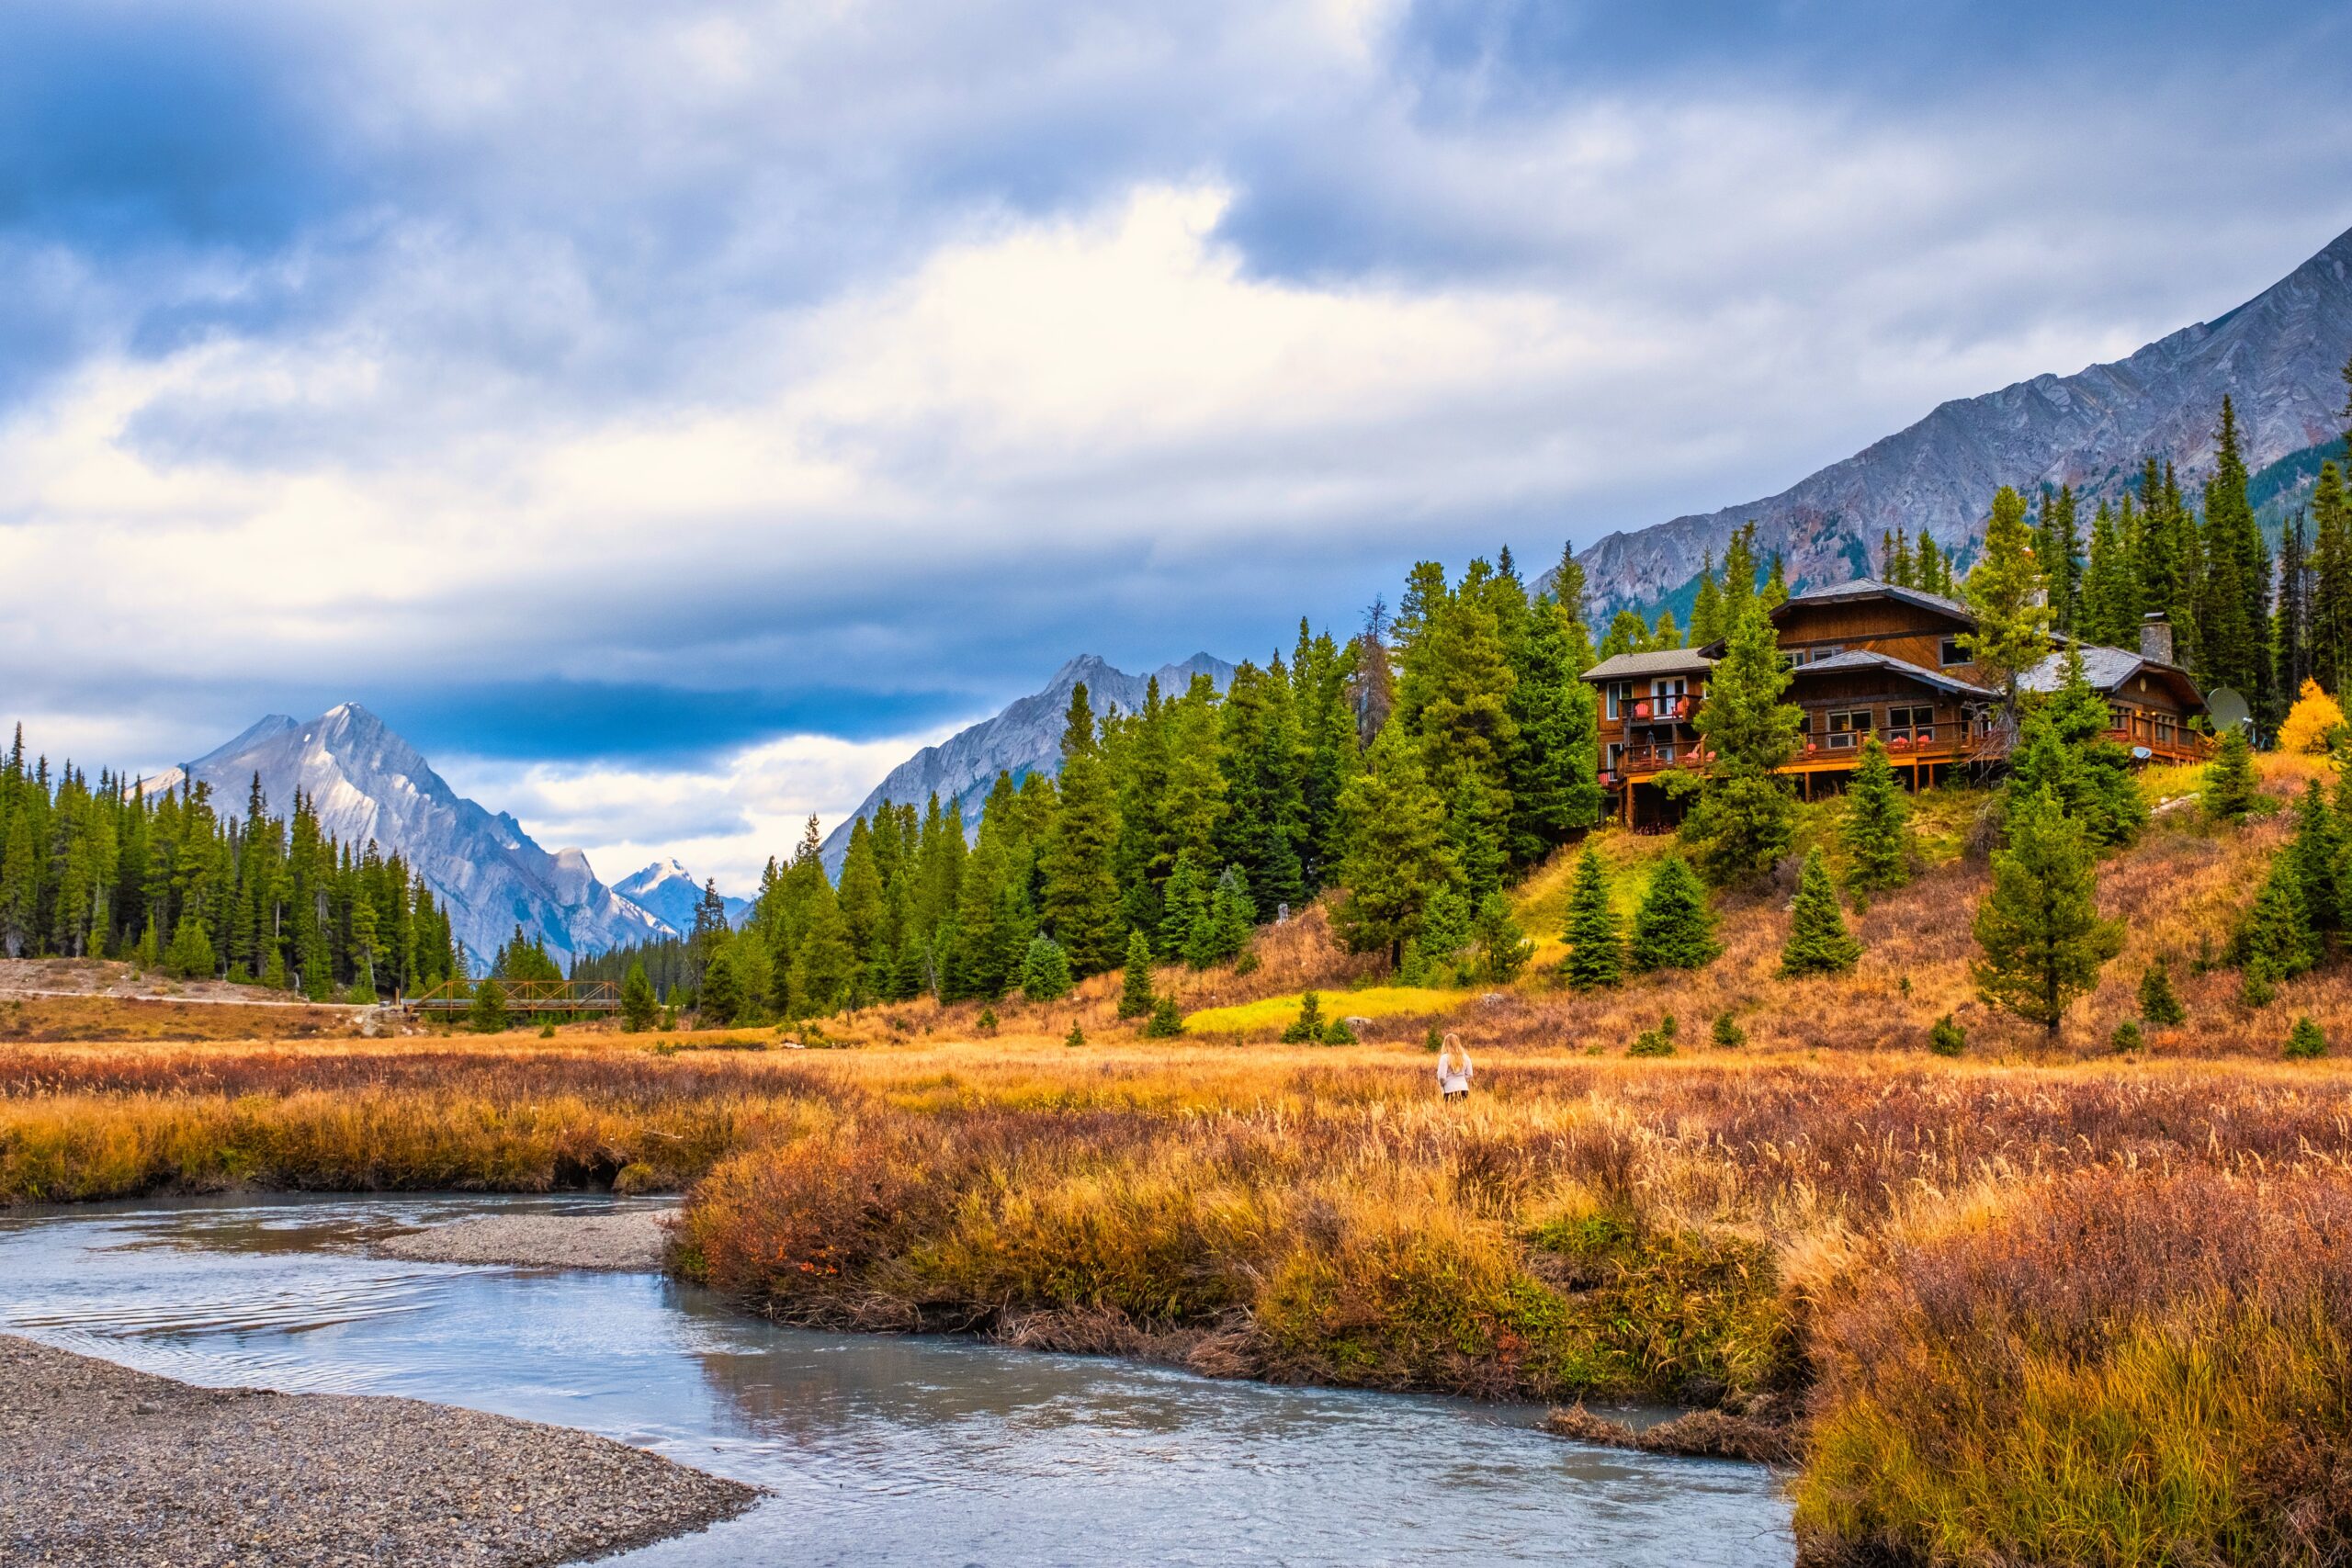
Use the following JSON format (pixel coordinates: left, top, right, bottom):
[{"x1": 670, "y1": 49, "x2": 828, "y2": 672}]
[{"x1": 405, "y1": 979, "x2": 622, "y2": 1014}]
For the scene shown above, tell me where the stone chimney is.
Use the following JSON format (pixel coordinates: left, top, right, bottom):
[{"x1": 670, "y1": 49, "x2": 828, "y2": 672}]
[{"x1": 2140, "y1": 612, "x2": 2175, "y2": 667}]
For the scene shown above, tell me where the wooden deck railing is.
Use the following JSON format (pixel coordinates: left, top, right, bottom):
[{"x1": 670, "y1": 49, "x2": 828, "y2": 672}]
[{"x1": 1600, "y1": 725, "x2": 2210, "y2": 786}]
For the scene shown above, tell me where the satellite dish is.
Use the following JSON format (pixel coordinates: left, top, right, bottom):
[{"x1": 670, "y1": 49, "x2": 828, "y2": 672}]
[
  {"x1": 2207, "y1": 687, "x2": 2252, "y2": 732},
  {"x1": 2131, "y1": 746, "x2": 2153, "y2": 762}
]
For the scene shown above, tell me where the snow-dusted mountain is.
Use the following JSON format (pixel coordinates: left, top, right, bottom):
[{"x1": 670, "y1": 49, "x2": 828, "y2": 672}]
[
  {"x1": 1570, "y1": 222, "x2": 2352, "y2": 618},
  {"x1": 819, "y1": 651, "x2": 1235, "y2": 871},
  {"x1": 613, "y1": 860, "x2": 752, "y2": 933},
  {"x1": 147, "y1": 704, "x2": 674, "y2": 969}
]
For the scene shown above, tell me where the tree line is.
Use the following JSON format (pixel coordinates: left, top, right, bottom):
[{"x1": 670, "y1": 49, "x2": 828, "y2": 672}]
[{"x1": 0, "y1": 738, "x2": 461, "y2": 998}]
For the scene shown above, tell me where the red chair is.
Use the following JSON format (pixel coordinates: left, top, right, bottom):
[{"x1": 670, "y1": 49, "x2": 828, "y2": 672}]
[{"x1": 1634, "y1": 700, "x2": 1651, "y2": 719}]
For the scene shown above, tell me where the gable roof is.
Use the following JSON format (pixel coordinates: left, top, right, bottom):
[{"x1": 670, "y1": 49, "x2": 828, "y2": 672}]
[
  {"x1": 1791, "y1": 648, "x2": 1993, "y2": 698},
  {"x1": 1581, "y1": 648, "x2": 1717, "y2": 682},
  {"x1": 2021, "y1": 644, "x2": 2204, "y2": 707},
  {"x1": 1774, "y1": 576, "x2": 1975, "y2": 625}
]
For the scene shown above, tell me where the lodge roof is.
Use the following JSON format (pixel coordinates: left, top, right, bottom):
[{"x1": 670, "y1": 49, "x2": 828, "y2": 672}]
[
  {"x1": 1774, "y1": 576, "x2": 1975, "y2": 624},
  {"x1": 2021, "y1": 644, "x2": 2204, "y2": 706},
  {"x1": 1580, "y1": 648, "x2": 1717, "y2": 682},
  {"x1": 1792, "y1": 649, "x2": 1993, "y2": 698}
]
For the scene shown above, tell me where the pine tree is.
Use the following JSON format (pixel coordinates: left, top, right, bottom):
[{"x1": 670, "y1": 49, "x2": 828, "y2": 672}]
[
  {"x1": 164, "y1": 913, "x2": 217, "y2": 979},
  {"x1": 1840, "y1": 739, "x2": 1912, "y2": 894},
  {"x1": 2287, "y1": 1015, "x2": 2327, "y2": 1060},
  {"x1": 1159, "y1": 852, "x2": 1209, "y2": 964},
  {"x1": 2275, "y1": 509, "x2": 2313, "y2": 714},
  {"x1": 1043, "y1": 684, "x2": 1125, "y2": 975},
  {"x1": 1971, "y1": 786, "x2": 2122, "y2": 1038},
  {"x1": 1117, "y1": 928, "x2": 1156, "y2": 1019},
  {"x1": 2311, "y1": 460, "x2": 2352, "y2": 694},
  {"x1": 1022, "y1": 935, "x2": 1072, "y2": 1002},
  {"x1": 2202, "y1": 728, "x2": 2257, "y2": 823},
  {"x1": 1689, "y1": 551, "x2": 1724, "y2": 647},
  {"x1": 1650, "y1": 607, "x2": 1681, "y2": 650},
  {"x1": 790, "y1": 881, "x2": 855, "y2": 1016},
  {"x1": 2198, "y1": 398, "x2": 2270, "y2": 705},
  {"x1": 2036, "y1": 483, "x2": 2082, "y2": 634},
  {"x1": 2287, "y1": 779, "x2": 2343, "y2": 939},
  {"x1": 470, "y1": 977, "x2": 510, "y2": 1034},
  {"x1": 620, "y1": 960, "x2": 657, "y2": 1032},
  {"x1": 1681, "y1": 598, "x2": 1800, "y2": 886},
  {"x1": 2079, "y1": 499, "x2": 2143, "y2": 649},
  {"x1": 1471, "y1": 891, "x2": 1533, "y2": 982},
  {"x1": 1962, "y1": 486, "x2": 2052, "y2": 716},
  {"x1": 1629, "y1": 854, "x2": 1719, "y2": 971},
  {"x1": 2240, "y1": 852, "x2": 2319, "y2": 1003},
  {"x1": 1560, "y1": 845, "x2": 1623, "y2": 989},
  {"x1": 1503, "y1": 587, "x2": 1604, "y2": 863},
  {"x1": 700, "y1": 943, "x2": 746, "y2": 1025},
  {"x1": 1599, "y1": 608, "x2": 1650, "y2": 661},
  {"x1": 1780, "y1": 849, "x2": 1860, "y2": 976},
  {"x1": 2138, "y1": 958, "x2": 2187, "y2": 1026},
  {"x1": 1141, "y1": 993, "x2": 1184, "y2": 1039},
  {"x1": 2007, "y1": 644, "x2": 2146, "y2": 849},
  {"x1": 1332, "y1": 726, "x2": 1456, "y2": 967}
]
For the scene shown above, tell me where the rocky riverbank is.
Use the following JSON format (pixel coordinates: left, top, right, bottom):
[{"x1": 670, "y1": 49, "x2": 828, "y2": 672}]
[
  {"x1": 378, "y1": 1208, "x2": 672, "y2": 1271},
  {"x1": 0, "y1": 1334, "x2": 756, "y2": 1566}
]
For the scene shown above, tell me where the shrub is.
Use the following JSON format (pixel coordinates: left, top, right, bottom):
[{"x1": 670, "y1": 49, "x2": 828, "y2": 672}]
[
  {"x1": 1928, "y1": 1014, "x2": 1965, "y2": 1056},
  {"x1": 1280, "y1": 992, "x2": 1329, "y2": 1044},
  {"x1": 1629, "y1": 1013, "x2": 1678, "y2": 1057},
  {"x1": 1710, "y1": 1011, "x2": 1746, "y2": 1048},
  {"x1": 1064, "y1": 1023, "x2": 1086, "y2": 1048},
  {"x1": 977, "y1": 1006, "x2": 999, "y2": 1033},
  {"x1": 1781, "y1": 848, "x2": 1860, "y2": 977},
  {"x1": 1422, "y1": 1024, "x2": 1444, "y2": 1054},
  {"x1": 2287, "y1": 1015, "x2": 2326, "y2": 1060},
  {"x1": 1140, "y1": 995, "x2": 1183, "y2": 1039},
  {"x1": 1323, "y1": 1016, "x2": 1358, "y2": 1045},
  {"x1": 2137, "y1": 959, "x2": 2186, "y2": 1026},
  {"x1": 537, "y1": 1021, "x2": 557, "y2": 1040},
  {"x1": 2109, "y1": 1020, "x2": 2143, "y2": 1053}
]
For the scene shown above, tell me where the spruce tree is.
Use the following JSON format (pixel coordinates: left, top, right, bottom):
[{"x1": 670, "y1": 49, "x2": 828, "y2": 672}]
[
  {"x1": 2311, "y1": 460, "x2": 2352, "y2": 694},
  {"x1": 1599, "y1": 608, "x2": 1650, "y2": 661},
  {"x1": 1332, "y1": 726, "x2": 1456, "y2": 967},
  {"x1": 2201, "y1": 728, "x2": 2257, "y2": 823},
  {"x1": 2287, "y1": 778, "x2": 2342, "y2": 938},
  {"x1": 1971, "y1": 786, "x2": 2122, "y2": 1038},
  {"x1": 1780, "y1": 849, "x2": 1860, "y2": 976},
  {"x1": 2287, "y1": 1015, "x2": 2327, "y2": 1060},
  {"x1": 164, "y1": 914, "x2": 217, "y2": 980},
  {"x1": 700, "y1": 944, "x2": 745, "y2": 1025},
  {"x1": 2036, "y1": 483, "x2": 2082, "y2": 634},
  {"x1": 1560, "y1": 845, "x2": 1623, "y2": 989},
  {"x1": 1840, "y1": 739, "x2": 1911, "y2": 894},
  {"x1": 2138, "y1": 958, "x2": 2186, "y2": 1026},
  {"x1": 1681, "y1": 598, "x2": 1800, "y2": 886},
  {"x1": 1471, "y1": 891, "x2": 1533, "y2": 982},
  {"x1": 1043, "y1": 685, "x2": 1125, "y2": 976},
  {"x1": 1690, "y1": 551, "x2": 1724, "y2": 647},
  {"x1": 789, "y1": 882, "x2": 854, "y2": 1015},
  {"x1": 2240, "y1": 852, "x2": 2318, "y2": 1003},
  {"x1": 620, "y1": 960, "x2": 657, "y2": 1032},
  {"x1": 2007, "y1": 645, "x2": 2145, "y2": 849},
  {"x1": 470, "y1": 977, "x2": 510, "y2": 1034},
  {"x1": 1504, "y1": 588, "x2": 1604, "y2": 863},
  {"x1": 1142, "y1": 993, "x2": 1184, "y2": 1039},
  {"x1": 1117, "y1": 928, "x2": 1157, "y2": 1019},
  {"x1": 1629, "y1": 854, "x2": 1720, "y2": 971},
  {"x1": 1961, "y1": 485, "x2": 2053, "y2": 716},
  {"x1": 1022, "y1": 934, "x2": 1072, "y2": 1002},
  {"x1": 2198, "y1": 398, "x2": 2270, "y2": 705}
]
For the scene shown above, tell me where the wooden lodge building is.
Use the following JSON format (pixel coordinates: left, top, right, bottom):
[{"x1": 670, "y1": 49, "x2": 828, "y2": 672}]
[{"x1": 1583, "y1": 577, "x2": 2209, "y2": 827}]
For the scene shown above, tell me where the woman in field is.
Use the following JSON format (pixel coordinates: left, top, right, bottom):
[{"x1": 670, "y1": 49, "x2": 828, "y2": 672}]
[{"x1": 1436, "y1": 1035, "x2": 1472, "y2": 1101}]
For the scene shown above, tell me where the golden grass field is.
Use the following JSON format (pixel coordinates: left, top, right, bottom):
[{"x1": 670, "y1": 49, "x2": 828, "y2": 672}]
[{"x1": 3, "y1": 754, "x2": 2348, "y2": 1565}]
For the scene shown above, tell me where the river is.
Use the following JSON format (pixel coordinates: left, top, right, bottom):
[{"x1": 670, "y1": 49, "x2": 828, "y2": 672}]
[{"x1": 0, "y1": 1193, "x2": 1794, "y2": 1566}]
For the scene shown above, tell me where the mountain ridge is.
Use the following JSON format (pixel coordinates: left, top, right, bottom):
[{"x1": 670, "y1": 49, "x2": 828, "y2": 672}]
[{"x1": 1571, "y1": 222, "x2": 2352, "y2": 615}]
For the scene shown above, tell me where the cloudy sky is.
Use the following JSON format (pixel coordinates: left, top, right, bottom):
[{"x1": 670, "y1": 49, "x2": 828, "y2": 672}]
[{"x1": 5, "y1": 1, "x2": 2349, "y2": 891}]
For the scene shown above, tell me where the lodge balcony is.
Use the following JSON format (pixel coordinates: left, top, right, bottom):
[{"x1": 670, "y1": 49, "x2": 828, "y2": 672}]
[{"x1": 1600, "y1": 724, "x2": 2210, "y2": 789}]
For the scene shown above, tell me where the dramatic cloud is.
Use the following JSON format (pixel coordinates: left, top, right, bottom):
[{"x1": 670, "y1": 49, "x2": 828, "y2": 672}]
[{"x1": 5, "y1": 0, "x2": 2349, "y2": 887}]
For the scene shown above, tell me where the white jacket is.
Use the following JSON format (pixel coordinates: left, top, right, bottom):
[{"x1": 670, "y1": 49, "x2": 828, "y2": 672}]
[{"x1": 1438, "y1": 1051, "x2": 1472, "y2": 1094}]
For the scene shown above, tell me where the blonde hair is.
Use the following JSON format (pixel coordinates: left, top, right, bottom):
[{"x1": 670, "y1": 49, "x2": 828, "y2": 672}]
[{"x1": 1440, "y1": 1032, "x2": 1466, "y2": 1073}]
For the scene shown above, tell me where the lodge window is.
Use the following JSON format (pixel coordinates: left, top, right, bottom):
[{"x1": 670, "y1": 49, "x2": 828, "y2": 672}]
[
  {"x1": 1885, "y1": 705, "x2": 1936, "y2": 746},
  {"x1": 1607, "y1": 681, "x2": 1631, "y2": 720},
  {"x1": 1939, "y1": 637, "x2": 1968, "y2": 667},
  {"x1": 1825, "y1": 708, "x2": 1873, "y2": 750}
]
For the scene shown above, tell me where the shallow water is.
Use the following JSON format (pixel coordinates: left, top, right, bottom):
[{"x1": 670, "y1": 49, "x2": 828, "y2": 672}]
[{"x1": 0, "y1": 1194, "x2": 1794, "y2": 1566}]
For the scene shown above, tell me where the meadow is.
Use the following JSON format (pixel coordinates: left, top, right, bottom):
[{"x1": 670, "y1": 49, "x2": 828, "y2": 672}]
[{"x1": 3, "y1": 755, "x2": 2347, "y2": 1565}]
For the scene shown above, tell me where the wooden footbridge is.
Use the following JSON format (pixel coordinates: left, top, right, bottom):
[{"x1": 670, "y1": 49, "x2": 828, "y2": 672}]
[{"x1": 403, "y1": 979, "x2": 621, "y2": 1017}]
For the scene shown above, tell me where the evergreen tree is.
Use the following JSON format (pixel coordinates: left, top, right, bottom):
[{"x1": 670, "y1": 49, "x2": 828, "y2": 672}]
[
  {"x1": 1840, "y1": 739, "x2": 1912, "y2": 894},
  {"x1": 2287, "y1": 1016, "x2": 2327, "y2": 1060},
  {"x1": 2007, "y1": 645, "x2": 2146, "y2": 849},
  {"x1": 1961, "y1": 486, "x2": 2052, "y2": 716},
  {"x1": 620, "y1": 960, "x2": 657, "y2": 1032},
  {"x1": 2079, "y1": 499, "x2": 2143, "y2": 649},
  {"x1": 1560, "y1": 845, "x2": 1623, "y2": 989},
  {"x1": 1780, "y1": 849, "x2": 1860, "y2": 976},
  {"x1": 2202, "y1": 728, "x2": 2257, "y2": 823},
  {"x1": 1141, "y1": 993, "x2": 1184, "y2": 1038},
  {"x1": 1628, "y1": 854, "x2": 1719, "y2": 971},
  {"x1": 1197, "y1": 865, "x2": 1256, "y2": 966},
  {"x1": 1650, "y1": 607, "x2": 1681, "y2": 650},
  {"x1": 1469, "y1": 891, "x2": 1532, "y2": 982},
  {"x1": 2036, "y1": 484, "x2": 2082, "y2": 634},
  {"x1": 1916, "y1": 534, "x2": 1951, "y2": 597},
  {"x1": 164, "y1": 913, "x2": 216, "y2": 979},
  {"x1": 1681, "y1": 598, "x2": 1800, "y2": 886},
  {"x1": 2198, "y1": 399, "x2": 2271, "y2": 705},
  {"x1": 2240, "y1": 853, "x2": 2317, "y2": 1004},
  {"x1": 2274, "y1": 509, "x2": 2313, "y2": 714},
  {"x1": 1332, "y1": 726, "x2": 1455, "y2": 967},
  {"x1": 1042, "y1": 684, "x2": 1125, "y2": 976},
  {"x1": 1503, "y1": 586, "x2": 1604, "y2": 863},
  {"x1": 1598, "y1": 608, "x2": 1650, "y2": 661},
  {"x1": 1159, "y1": 852, "x2": 1208, "y2": 964},
  {"x1": 789, "y1": 880, "x2": 855, "y2": 1016},
  {"x1": 470, "y1": 977, "x2": 510, "y2": 1034},
  {"x1": 1689, "y1": 551, "x2": 1725, "y2": 647},
  {"x1": 1971, "y1": 785, "x2": 2122, "y2": 1038},
  {"x1": 1117, "y1": 928, "x2": 1157, "y2": 1020},
  {"x1": 2138, "y1": 957, "x2": 2186, "y2": 1026},
  {"x1": 2286, "y1": 779, "x2": 2343, "y2": 939},
  {"x1": 1022, "y1": 934, "x2": 1072, "y2": 1002},
  {"x1": 2311, "y1": 460, "x2": 2352, "y2": 694},
  {"x1": 700, "y1": 943, "x2": 746, "y2": 1025}
]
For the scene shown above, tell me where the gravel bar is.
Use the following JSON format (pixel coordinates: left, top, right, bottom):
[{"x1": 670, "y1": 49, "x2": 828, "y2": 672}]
[
  {"x1": 0, "y1": 1334, "x2": 758, "y2": 1566},
  {"x1": 377, "y1": 1210, "x2": 672, "y2": 1271}
]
